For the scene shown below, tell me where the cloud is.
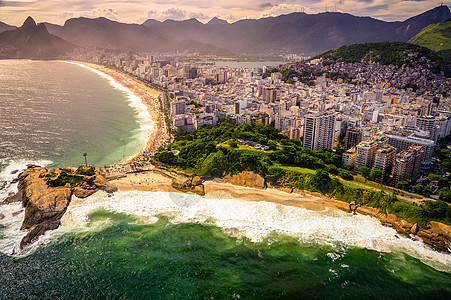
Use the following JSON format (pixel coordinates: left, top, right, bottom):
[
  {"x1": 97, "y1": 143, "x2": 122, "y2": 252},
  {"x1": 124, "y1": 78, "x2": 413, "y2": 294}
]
[
  {"x1": 258, "y1": 2, "x2": 274, "y2": 9},
  {"x1": 160, "y1": 7, "x2": 186, "y2": 20},
  {"x1": 0, "y1": 0, "x2": 36, "y2": 7},
  {"x1": 59, "y1": 11, "x2": 74, "y2": 21},
  {"x1": 90, "y1": 8, "x2": 119, "y2": 20},
  {"x1": 189, "y1": 11, "x2": 209, "y2": 20},
  {"x1": 259, "y1": 3, "x2": 306, "y2": 18}
]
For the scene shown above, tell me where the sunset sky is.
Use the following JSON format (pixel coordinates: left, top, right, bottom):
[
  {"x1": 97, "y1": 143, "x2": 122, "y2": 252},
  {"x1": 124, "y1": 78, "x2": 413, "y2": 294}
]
[{"x1": 1, "y1": 0, "x2": 449, "y2": 26}]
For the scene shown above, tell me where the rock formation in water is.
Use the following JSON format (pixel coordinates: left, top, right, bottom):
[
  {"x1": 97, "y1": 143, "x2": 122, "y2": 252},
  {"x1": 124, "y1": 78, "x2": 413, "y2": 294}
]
[{"x1": 11, "y1": 165, "x2": 117, "y2": 249}]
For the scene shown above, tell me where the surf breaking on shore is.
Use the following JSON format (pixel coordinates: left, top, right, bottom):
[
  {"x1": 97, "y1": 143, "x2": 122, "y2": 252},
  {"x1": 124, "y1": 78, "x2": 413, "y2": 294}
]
[{"x1": 62, "y1": 61, "x2": 170, "y2": 165}]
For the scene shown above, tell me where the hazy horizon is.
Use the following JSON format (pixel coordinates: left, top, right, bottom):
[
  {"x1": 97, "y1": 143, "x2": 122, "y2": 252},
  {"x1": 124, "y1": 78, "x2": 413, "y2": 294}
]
[{"x1": 1, "y1": 0, "x2": 450, "y2": 27}]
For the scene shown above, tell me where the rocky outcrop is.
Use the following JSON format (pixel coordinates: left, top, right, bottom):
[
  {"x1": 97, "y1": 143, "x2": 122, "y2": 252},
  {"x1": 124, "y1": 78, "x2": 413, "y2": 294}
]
[
  {"x1": 219, "y1": 171, "x2": 266, "y2": 189},
  {"x1": 14, "y1": 166, "x2": 118, "y2": 249},
  {"x1": 171, "y1": 175, "x2": 205, "y2": 196},
  {"x1": 331, "y1": 200, "x2": 451, "y2": 251}
]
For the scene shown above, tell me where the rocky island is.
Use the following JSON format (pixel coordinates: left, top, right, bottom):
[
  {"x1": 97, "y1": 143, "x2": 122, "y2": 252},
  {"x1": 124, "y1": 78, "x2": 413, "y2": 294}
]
[{"x1": 8, "y1": 165, "x2": 117, "y2": 249}]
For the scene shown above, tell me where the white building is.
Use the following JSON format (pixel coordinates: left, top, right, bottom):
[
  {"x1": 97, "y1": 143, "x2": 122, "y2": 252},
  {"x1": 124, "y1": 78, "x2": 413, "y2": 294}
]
[{"x1": 303, "y1": 112, "x2": 335, "y2": 150}]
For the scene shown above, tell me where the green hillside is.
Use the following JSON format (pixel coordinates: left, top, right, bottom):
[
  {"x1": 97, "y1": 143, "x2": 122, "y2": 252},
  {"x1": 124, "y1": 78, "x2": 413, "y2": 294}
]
[
  {"x1": 316, "y1": 41, "x2": 449, "y2": 76},
  {"x1": 409, "y1": 18, "x2": 451, "y2": 52}
]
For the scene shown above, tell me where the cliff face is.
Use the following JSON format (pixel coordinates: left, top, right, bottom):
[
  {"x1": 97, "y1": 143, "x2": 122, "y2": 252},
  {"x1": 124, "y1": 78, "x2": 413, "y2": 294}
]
[
  {"x1": 220, "y1": 171, "x2": 266, "y2": 189},
  {"x1": 14, "y1": 166, "x2": 117, "y2": 249}
]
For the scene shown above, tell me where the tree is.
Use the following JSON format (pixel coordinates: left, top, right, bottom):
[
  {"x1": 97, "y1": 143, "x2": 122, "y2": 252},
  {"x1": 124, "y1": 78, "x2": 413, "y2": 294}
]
[
  {"x1": 313, "y1": 169, "x2": 331, "y2": 192},
  {"x1": 369, "y1": 168, "x2": 383, "y2": 182},
  {"x1": 438, "y1": 177, "x2": 449, "y2": 189},
  {"x1": 396, "y1": 181, "x2": 409, "y2": 191},
  {"x1": 343, "y1": 163, "x2": 352, "y2": 170},
  {"x1": 412, "y1": 184, "x2": 424, "y2": 194},
  {"x1": 427, "y1": 173, "x2": 439, "y2": 181},
  {"x1": 338, "y1": 169, "x2": 353, "y2": 180},
  {"x1": 358, "y1": 166, "x2": 371, "y2": 179},
  {"x1": 423, "y1": 185, "x2": 432, "y2": 195},
  {"x1": 438, "y1": 188, "x2": 451, "y2": 203},
  {"x1": 326, "y1": 164, "x2": 338, "y2": 175},
  {"x1": 227, "y1": 139, "x2": 238, "y2": 148}
]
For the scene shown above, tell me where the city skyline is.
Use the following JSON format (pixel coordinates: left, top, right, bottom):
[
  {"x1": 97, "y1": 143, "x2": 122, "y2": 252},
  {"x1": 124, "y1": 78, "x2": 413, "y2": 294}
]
[{"x1": 1, "y1": 0, "x2": 450, "y2": 26}]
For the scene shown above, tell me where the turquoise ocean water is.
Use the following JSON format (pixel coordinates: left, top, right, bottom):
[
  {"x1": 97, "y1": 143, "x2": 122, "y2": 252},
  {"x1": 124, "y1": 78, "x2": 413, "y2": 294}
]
[{"x1": 0, "y1": 60, "x2": 450, "y2": 299}]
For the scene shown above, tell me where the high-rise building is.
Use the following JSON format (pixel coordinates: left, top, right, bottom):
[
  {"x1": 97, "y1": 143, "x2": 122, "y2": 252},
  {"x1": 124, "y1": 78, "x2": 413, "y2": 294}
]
[
  {"x1": 408, "y1": 144, "x2": 424, "y2": 179},
  {"x1": 344, "y1": 128, "x2": 362, "y2": 150},
  {"x1": 374, "y1": 145, "x2": 396, "y2": 182},
  {"x1": 262, "y1": 87, "x2": 277, "y2": 103},
  {"x1": 392, "y1": 145, "x2": 424, "y2": 183},
  {"x1": 170, "y1": 100, "x2": 186, "y2": 116},
  {"x1": 393, "y1": 150, "x2": 415, "y2": 183},
  {"x1": 251, "y1": 112, "x2": 270, "y2": 125},
  {"x1": 416, "y1": 115, "x2": 435, "y2": 132},
  {"x1": 355, "y1": 141, "x2": 378, "y2": 170},
  {"x1": 387, "y1": 134, "x2": 434, "y2": 165},
  {"x1": 303, "y1": 112, "x2": 335, "y2": 150},
  {"x1": 188, "y1": 67, "x2": 198, "y2": 79}
]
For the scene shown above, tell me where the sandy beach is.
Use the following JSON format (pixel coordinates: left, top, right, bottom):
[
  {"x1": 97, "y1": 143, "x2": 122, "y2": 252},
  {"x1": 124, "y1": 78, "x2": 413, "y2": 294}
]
[
  {"x1": 69, "y1": 61, "x2": 170, "y2": 165},
  {"x1": 112, "y1": 170, "x2": 336, "y2": 212}
]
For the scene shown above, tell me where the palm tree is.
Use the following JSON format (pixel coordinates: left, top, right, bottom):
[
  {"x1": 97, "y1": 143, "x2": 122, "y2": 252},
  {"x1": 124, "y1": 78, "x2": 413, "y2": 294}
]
[{"x1": 83, "y1": 153, "x2": 88, "y2": 167}]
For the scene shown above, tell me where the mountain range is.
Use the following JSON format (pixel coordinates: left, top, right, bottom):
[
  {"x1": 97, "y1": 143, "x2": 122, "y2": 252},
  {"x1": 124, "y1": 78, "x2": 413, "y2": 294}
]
[
  {"x1": 0, "y1": 5, "x2": 450, "y2": 58},
  {"x1": 0, "y1": 17, "x2": 75, "y2": 59}
]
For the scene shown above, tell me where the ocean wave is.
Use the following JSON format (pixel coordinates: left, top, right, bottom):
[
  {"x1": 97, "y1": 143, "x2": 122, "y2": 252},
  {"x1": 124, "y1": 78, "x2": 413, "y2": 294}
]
[
  {"x1": 0, "y1": 159, "x2": 53, "y2": 201},
  {"x1": 55, "y1": 190, "x2": 451, "y2": 273}
]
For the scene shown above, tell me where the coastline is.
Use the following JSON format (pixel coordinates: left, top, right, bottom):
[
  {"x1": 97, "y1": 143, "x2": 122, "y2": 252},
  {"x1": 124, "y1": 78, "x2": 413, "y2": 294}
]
[
  {"x1": 63, "y1": 61, "x2": 170, "y2": 165},
  {"x1": 112, "y1": 169, "x2": 334, "y2": 212},
  {"x1": 111, "y1": 168, "x2": 451, "y2": 251}
]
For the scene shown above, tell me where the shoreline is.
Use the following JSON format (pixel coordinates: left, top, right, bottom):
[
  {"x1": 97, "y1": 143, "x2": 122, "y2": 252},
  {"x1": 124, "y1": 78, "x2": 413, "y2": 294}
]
[
  {"x1": 64, "y1": 61, "x2": 170, "y2": 166},
  {"x1": 112, "y1": 169, "x2": 334, "y2": 212},
  {"x1": 111, "y1": 168, "x2": 451, "y2": 251}
]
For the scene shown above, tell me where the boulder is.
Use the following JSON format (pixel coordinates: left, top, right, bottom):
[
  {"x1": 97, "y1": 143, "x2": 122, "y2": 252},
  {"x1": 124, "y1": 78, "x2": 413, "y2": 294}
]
[
  {"x1": 171, "y1": 175, "x2": 205, "y2": 196},
  {"x1": 192, "y1": 176, "x2": 202, "y2": 186},
  {"x1": 410, "y1": 223, "x2": 419, "y2": 234},
  {"x1": 73, "y1": 187, "x2": 99, "y2": 198},
  {"x1": 399, "y1": 220, "x2": 413, "y2": 230}
]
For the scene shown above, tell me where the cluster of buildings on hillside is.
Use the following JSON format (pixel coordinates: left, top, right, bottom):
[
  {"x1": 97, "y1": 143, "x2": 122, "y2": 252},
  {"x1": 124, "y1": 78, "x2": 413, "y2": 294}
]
[{"x1": 71, "y1": 49, "x2": 451, "y2": 185}]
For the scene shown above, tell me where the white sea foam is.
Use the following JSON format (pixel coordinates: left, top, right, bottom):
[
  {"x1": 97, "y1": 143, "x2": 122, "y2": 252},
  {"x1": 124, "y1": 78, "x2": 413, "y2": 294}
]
[
  {"x1": 54, "y1": 190, "x2": 451, "y2": 273},
  {"x1": 0, "y1": 160, "x2": 53, "y2": 201},
  {"x1": 2, "y1": 180, "x2": 450, "y2": 272},
  {"x1": 0, "y1": 160, "x2": 53, "y2": 255},
  {"x1": 62, "y1": 61, "x2": 155, "y2": 161}
]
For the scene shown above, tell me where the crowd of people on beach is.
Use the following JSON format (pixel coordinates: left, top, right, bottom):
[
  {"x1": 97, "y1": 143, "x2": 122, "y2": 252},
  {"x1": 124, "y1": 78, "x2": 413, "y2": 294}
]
[{"x1": 95, "y1": 66, "x2": 171, "y2": 168}]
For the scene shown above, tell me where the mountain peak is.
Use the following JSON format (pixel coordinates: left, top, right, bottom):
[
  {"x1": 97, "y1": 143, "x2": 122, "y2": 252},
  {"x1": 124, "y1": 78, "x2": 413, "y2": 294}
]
[
  {"x1": 142, "y1": 19, "x2": 161, "y2": 27},
  {"x1": 22, "y1": 16, "x2": 36, "y2": 29},
  {"x1": 207, "y1": 17, "x2": 228, "y2": 25}
]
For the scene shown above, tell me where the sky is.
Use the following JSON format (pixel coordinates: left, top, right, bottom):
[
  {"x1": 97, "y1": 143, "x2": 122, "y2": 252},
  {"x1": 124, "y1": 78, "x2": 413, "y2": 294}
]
[{"x1": 0, "y1": 0, "x2": 450, "y2": 26}]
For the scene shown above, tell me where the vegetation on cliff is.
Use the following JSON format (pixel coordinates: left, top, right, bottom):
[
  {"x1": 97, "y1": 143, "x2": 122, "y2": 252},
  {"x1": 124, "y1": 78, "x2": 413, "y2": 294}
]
[
  {"x1": 154, "y1": 120, "x2": 451, "y2": 227},
  {"x1": 409, "y1": 18, "x2": 451, "y2": 52}
]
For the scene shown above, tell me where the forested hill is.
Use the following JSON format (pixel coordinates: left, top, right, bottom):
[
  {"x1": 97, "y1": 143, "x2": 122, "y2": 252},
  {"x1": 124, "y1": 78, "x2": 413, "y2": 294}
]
[
  {"x1": 316, "y1": 41, "x2": 450, "y2": 76},
  {"x1": 409, "y1": 17, "x2": 451, "y2": 52}
]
